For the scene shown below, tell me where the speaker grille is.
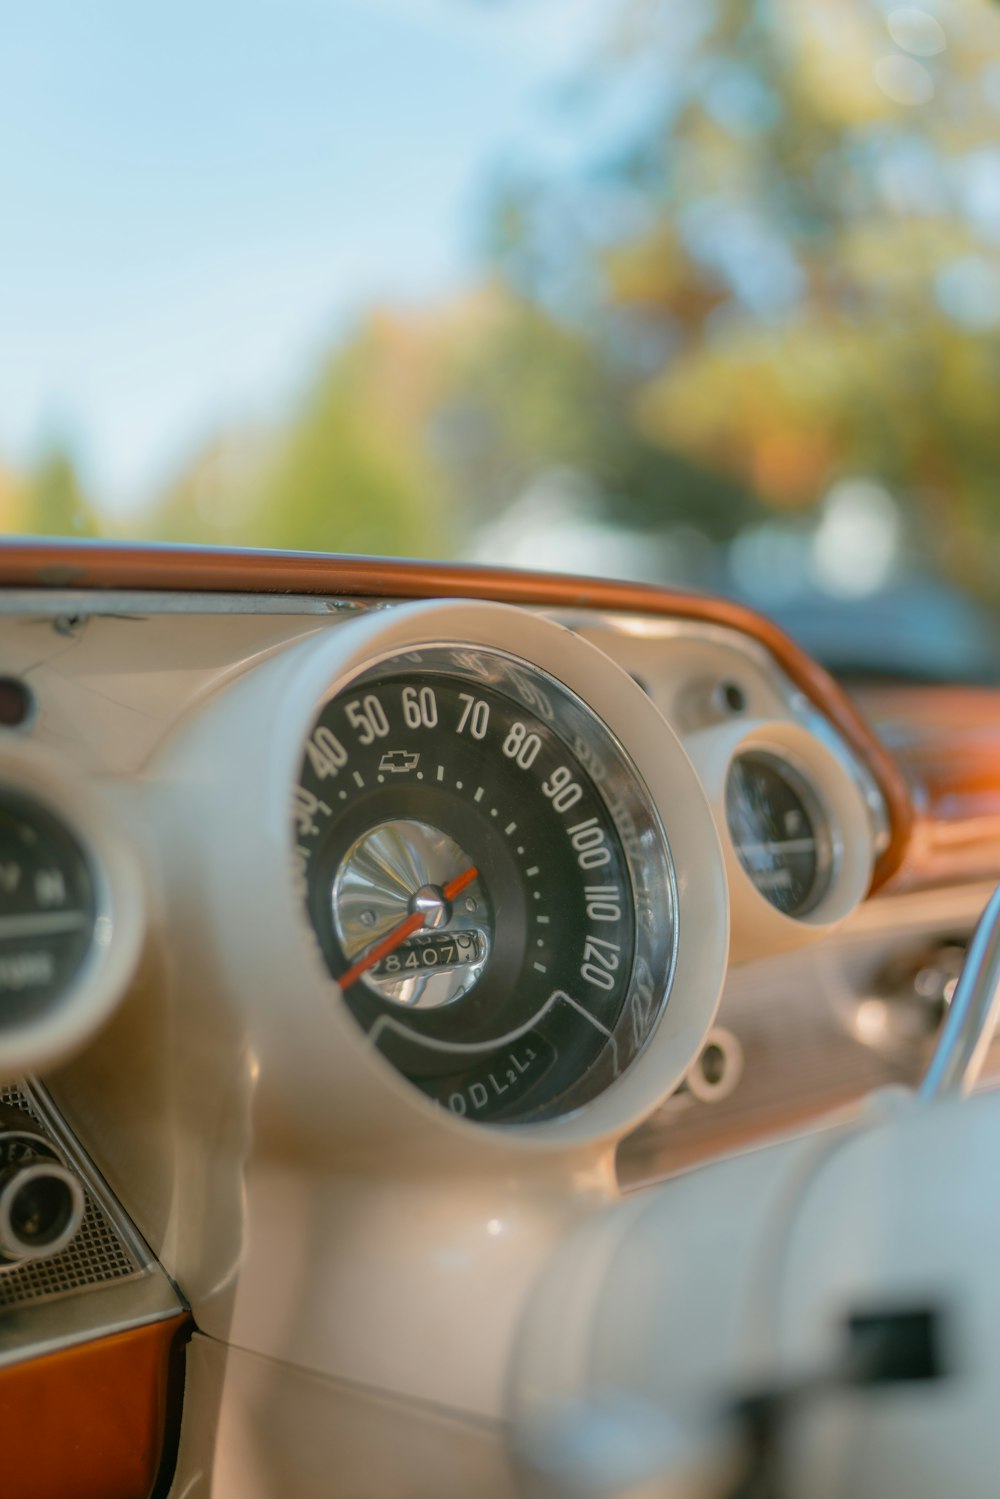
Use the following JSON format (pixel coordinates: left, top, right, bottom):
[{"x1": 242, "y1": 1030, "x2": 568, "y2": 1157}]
[{"x1": 0, "y1": 1083, "x2": 141, "y2": 1308}]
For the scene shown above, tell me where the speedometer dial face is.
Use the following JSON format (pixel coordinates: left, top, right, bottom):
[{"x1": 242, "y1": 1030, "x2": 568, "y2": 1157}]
[{"x1": 294, "y1": 647, "x2": 676, "y2": 1124}]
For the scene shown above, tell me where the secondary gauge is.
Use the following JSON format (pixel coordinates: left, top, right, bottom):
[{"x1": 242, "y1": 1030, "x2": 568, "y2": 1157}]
[
  {"x1": 725, "y1": 750, "x2": 833, "y2": 917},
  {"x1": 0, "y1": 790, "x2": 97, "y2": 1012},
  {"x1": 0, "y1": 742, "x2": 144, "y2": 1082},
  {"x1": 294, "y1": 646, "x2": 677, "y2": 1124}
]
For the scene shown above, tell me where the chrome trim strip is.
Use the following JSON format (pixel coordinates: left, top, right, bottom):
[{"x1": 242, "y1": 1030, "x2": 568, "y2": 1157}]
[
  {"x1": 0, "y1": 589, "x2": 369, "y2": 616},
  {"x1": 921, "y1": 882, "x2": 1000, "y2": 1100},
  {"x1": 0, "y1": 1264, "x2": 184, "y2": 1368}
]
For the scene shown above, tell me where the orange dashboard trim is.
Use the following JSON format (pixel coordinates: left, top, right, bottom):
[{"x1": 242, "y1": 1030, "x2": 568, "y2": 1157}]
[
  {"x1": 0, "y1": 539, "x2": 914, "y2": 889},
  {"x1": 857, "y1": 686, "x2": 1000, "y2": 893},
  {"x1": 0, "y1": 1313, "x2": 189, "y2": 1499}
]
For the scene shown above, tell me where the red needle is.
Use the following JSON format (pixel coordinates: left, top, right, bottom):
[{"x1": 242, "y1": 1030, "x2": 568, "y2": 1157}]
[{"x1": 338, "y1": 865, "x2": 479, "y2": 992}]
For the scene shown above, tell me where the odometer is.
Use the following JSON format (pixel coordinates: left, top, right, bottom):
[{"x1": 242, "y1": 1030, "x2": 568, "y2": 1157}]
[{"x1": 294, "y1": 646, "x2": 676, "y2": 1124}]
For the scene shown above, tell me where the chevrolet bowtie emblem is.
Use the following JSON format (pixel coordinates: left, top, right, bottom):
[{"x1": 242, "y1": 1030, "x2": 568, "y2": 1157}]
[{"x1": 378, "y1": 749, "x2": 420, "y2": 773}]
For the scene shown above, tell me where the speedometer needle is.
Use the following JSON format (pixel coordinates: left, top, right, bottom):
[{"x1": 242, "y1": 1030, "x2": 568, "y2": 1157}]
[{"x1": 338, "y1": 865, "x2": 479, "y2": 992}]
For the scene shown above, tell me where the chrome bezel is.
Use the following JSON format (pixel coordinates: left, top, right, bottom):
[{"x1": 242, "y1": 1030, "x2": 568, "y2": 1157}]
[
  {"x1": 299, "y1": 641, "x2": 679, "y2": 1123},
  {"x1": 725, "y1": 746, "x2": 837, "y2": 919},
  {"x1": 0, "y1": 743, "x2": 145, "y2": 1079}
]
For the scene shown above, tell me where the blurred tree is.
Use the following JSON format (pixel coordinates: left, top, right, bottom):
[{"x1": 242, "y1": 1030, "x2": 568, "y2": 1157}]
[
  {"x1": 105, "y1": 0, "x2": 1000, "y2": 610},
  {"x1": 0, "y1": 465, "x2": 26, "y2": 534},
  {"x1": 437, "y1": 290, "x2": 760, "y2": 546},
  {"x1": 20, "y1": 449, "x2": 99, "y2": 537},
  {"x1": 254, "y1": 315, "x2": 449, "y2": 557},
  {"x1": 483, "y1": 0, "x2": 1000, "y2": 599},
  {"x1": 149, "y1": 311, "x2": 458, "y2": 557},
  {"x1": 140, "y1": 429, "x2": 274, "y2": 546}
]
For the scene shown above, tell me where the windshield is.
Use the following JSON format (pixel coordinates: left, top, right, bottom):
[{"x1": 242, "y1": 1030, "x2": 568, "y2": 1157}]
[{"x1": 5, "y1": 0, "x2": 1000, "y2": 682}]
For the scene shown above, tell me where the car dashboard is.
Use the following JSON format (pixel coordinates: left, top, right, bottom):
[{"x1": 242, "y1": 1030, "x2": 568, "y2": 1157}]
[{"x1": 2, "y1": 541, "x2": 999, "y2": 1499}]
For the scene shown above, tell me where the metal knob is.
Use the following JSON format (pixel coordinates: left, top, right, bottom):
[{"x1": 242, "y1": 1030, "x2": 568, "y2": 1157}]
[{"x1": 0, "y1": 1105, "x2": 85, "y2": 1263}]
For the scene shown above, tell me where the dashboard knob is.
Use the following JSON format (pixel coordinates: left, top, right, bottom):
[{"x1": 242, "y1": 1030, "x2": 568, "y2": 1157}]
[{"x1": 0, "y1": 1104, "x2": 84, "y2": 1263}]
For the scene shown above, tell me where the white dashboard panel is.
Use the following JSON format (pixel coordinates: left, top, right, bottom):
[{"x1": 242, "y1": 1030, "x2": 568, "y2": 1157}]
[
  {"x1": 0, "y1": 586, "x2": 890, "y2": 1435},
  {"x1": 9, "y1": 584, "x2": 994, "y2": 1499}
]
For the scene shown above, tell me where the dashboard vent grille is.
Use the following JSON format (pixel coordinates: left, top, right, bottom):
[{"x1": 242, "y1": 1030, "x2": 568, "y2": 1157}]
[{"x1": 0, "y1": 1082, "x2": 141, "y2": 1308}]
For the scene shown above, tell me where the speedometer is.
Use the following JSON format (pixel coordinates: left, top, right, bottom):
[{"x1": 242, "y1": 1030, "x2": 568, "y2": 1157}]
[{"x1": 294, "y1": 646, "x2": 676, "y2": 1124}]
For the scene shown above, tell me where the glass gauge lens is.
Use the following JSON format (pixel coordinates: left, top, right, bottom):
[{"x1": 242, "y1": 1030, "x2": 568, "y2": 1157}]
[
  {"x1": 0, "y1": 790, "x2": 97, "y2": 1013},
  {"x1": 725, "y1": 751, "x2": 833, "y2": 917},
  {"x1": 331, "y1": 818, "x2": 492, "y2": 1010},
  {"x1": 294, "y1": 647, "x2": 676, "y2": 1124}
]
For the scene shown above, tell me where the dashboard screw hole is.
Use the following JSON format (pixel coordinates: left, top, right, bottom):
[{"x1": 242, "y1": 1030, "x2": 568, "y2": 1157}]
[
  {"x1": 700, "y1": 1042, "x2": 726, "y2": 1087},
  {"x1": 716, "y1": 681, "x2": 747, "y2": 715}
]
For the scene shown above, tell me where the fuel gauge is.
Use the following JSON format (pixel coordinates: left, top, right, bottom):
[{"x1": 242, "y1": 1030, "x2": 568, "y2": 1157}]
[{"x1": 725, "y1": 751, "x2": 834, "y2": 918}]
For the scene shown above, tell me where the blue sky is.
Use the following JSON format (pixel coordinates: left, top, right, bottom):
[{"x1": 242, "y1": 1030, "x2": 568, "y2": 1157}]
[{"x1": 0, "y1": 0, "x2": 611, "y2": 511}]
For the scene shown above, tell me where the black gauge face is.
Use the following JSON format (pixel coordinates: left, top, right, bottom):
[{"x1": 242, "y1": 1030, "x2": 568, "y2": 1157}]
[
  {"x1": 294, "y1": 647, "x2": 676, "y2": 1124},
  {"x1": 725, "y1": 751, "x2": 833, "y2": 917},
  {"x1": 0, "y1": 791, "x2": 97, "y2": 1018}
]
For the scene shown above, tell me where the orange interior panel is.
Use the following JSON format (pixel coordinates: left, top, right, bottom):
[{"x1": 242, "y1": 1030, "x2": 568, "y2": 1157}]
[
  {"x1": 858, "y1": 685, "x2": 1000, "y2": 891},
  {"x1": 0, "y1": 1314, "x2": 189, "y2": 1499}
]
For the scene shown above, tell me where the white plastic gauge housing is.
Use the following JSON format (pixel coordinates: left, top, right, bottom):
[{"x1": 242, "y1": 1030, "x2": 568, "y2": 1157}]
[
  {"x1": 0, "y1": 740, "x2": 145, "y2": 1080},
  {"x1": 149, "y1": 598, "x2": 729, "y2": 1162},
  {"x1": 686, "y1": 718, "x2": 874, "y2": 961}
]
